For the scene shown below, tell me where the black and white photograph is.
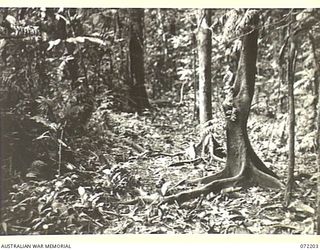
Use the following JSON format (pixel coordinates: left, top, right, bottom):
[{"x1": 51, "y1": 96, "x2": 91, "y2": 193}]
[{"x1": 0, "y1": 6, "x2": 319, "y2": 240}]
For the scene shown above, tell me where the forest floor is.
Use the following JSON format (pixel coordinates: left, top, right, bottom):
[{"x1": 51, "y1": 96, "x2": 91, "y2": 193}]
[{"x1": 2, "y1": 93, "x2": 318, "y2": 234}]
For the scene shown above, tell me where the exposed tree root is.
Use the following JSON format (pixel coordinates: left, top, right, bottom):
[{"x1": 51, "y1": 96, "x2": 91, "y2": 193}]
[
  {"x1": 160, "y1": 155, "x2": 283, "y2": 205},
  {"x1": 160, "y1": 162, "x2": 246, "y2": 205},
  {"x1": 251, "y1": 165, "x2": 284, "y2": 189},
  {"x1": 248, "y1": 145, "x2": 279, "y2": 179},
  {"x1": 187, "y1": 167, "x2": 228, "y2": 184}
]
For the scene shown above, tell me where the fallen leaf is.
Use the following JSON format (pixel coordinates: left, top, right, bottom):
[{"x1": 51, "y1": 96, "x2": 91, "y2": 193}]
[
  {"x1": 78, "y1": 186, "x2": 86, "y2": 197},
  {"x1": 288, "y1": 200, "x2": 315, "y2": 215},
  {"x1": 161, "y1": 181, "x2": 172, "y2": 196}
]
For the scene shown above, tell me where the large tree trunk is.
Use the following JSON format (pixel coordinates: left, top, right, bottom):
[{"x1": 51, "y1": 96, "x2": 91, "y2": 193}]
[
  {"x1": 198, "y1": 9, "x2": 212, "y2": 124},
  {"x1": 127, "y1": 9, "x2": 150, "y2": 111},
  {"x1": 162, "y1": 11, "x2": 282, "y2": 205},
  {"x1": 221, "y1": 12, "x2": 281, "y2": 189}
]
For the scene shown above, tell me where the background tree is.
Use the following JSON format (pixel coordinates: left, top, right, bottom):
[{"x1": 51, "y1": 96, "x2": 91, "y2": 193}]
[
  {"x1": 284, "y1": 33, "x2": 297, "y2": 207},
  {"x1": 197, "y1": 9, "x2": 212, "y2": 124},
  {"x1": 195, "y1": 9, "x2": 225, "y2": 160},
  {"x1": 126, "y1": 8, "x2": 150, "y2": 111}
]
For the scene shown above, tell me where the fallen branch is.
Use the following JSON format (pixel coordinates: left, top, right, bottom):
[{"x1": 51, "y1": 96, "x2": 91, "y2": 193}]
[
  {"x1": 119, "y1": 195, "x2": 159, "y2": 206},
  {"x1": 168, "y1": 157, "x2": 202, "y2": 167},
  {"x1": 149, "y1": 152, "x2": 184, "y2": 157},
  {"x1": 121, "y1": 137, "x2": 145, "y2": 153}
]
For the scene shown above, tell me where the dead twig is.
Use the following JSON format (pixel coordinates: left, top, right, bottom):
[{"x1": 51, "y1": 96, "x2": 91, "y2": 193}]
[{"x1": 168, "y1": 157, "x2": 202, "y2": 167}]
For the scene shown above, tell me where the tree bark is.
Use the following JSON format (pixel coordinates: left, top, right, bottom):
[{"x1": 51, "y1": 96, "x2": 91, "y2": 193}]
[
  {"x1": 198, "y1": 9, "x2": 212, "y2": 124},
  {"x1": 309, "y1": 33, "x2": 320, "y2": 128},
  {"x1": 312, "y1": 33, "x2": 320, "y2": 235},
  {"x1": 317, "y1": 64, "x2": 320, "y2": 235},
  {"x1": 222, "y1": 12, "x2": 281, "y2": 188},
  {"x1": 284, "y1": 36, "x2": 297, "y2": 207},
  {"x1": 127, "y1": 9, "x2": 150, "y2": 111},
  {"x1": 195, "y1": 10, "x2": 225, "y2": 159}
]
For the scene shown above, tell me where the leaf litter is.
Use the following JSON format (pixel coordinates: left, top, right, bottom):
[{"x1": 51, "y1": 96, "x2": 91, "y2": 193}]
[{"x1": 1, "y1": 97, "x2": 318, "y2": 234}]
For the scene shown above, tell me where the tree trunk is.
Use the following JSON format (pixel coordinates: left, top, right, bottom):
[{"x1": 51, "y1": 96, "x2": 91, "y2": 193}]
[
  {"x1": 221, "y1": 12, "x2": 281, "y2": 189},
  {"x1": 161, "y1": 11, "x2": 282, "y2": 205},
  {"x1": 192, "y1": 32, "x2": 199, "y2": 121},
  {"x1": 195, "y1": 9, "x2": 225, "y2": 159},
  {"x1": 317, "y1": 66, "x2": 320, "y2": 235},
  {"x1": 284, "y1": 36, "x2": 297, "y2": 207},
  {"x1": 198, "y1": 9, "x2": 212, "y2": 124},
  {"x1": 127, "y1": 9, "x2": 150, "y2": 111},
  {"x1": 309, "y1": 33, "x2": 320, "y2": 129},
  {"x1": 157, "y1": 9, "x2": 168, "y2": 94},
  {"x1": 311, "y1": 32, "x2": 320, "y2": 235}
]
